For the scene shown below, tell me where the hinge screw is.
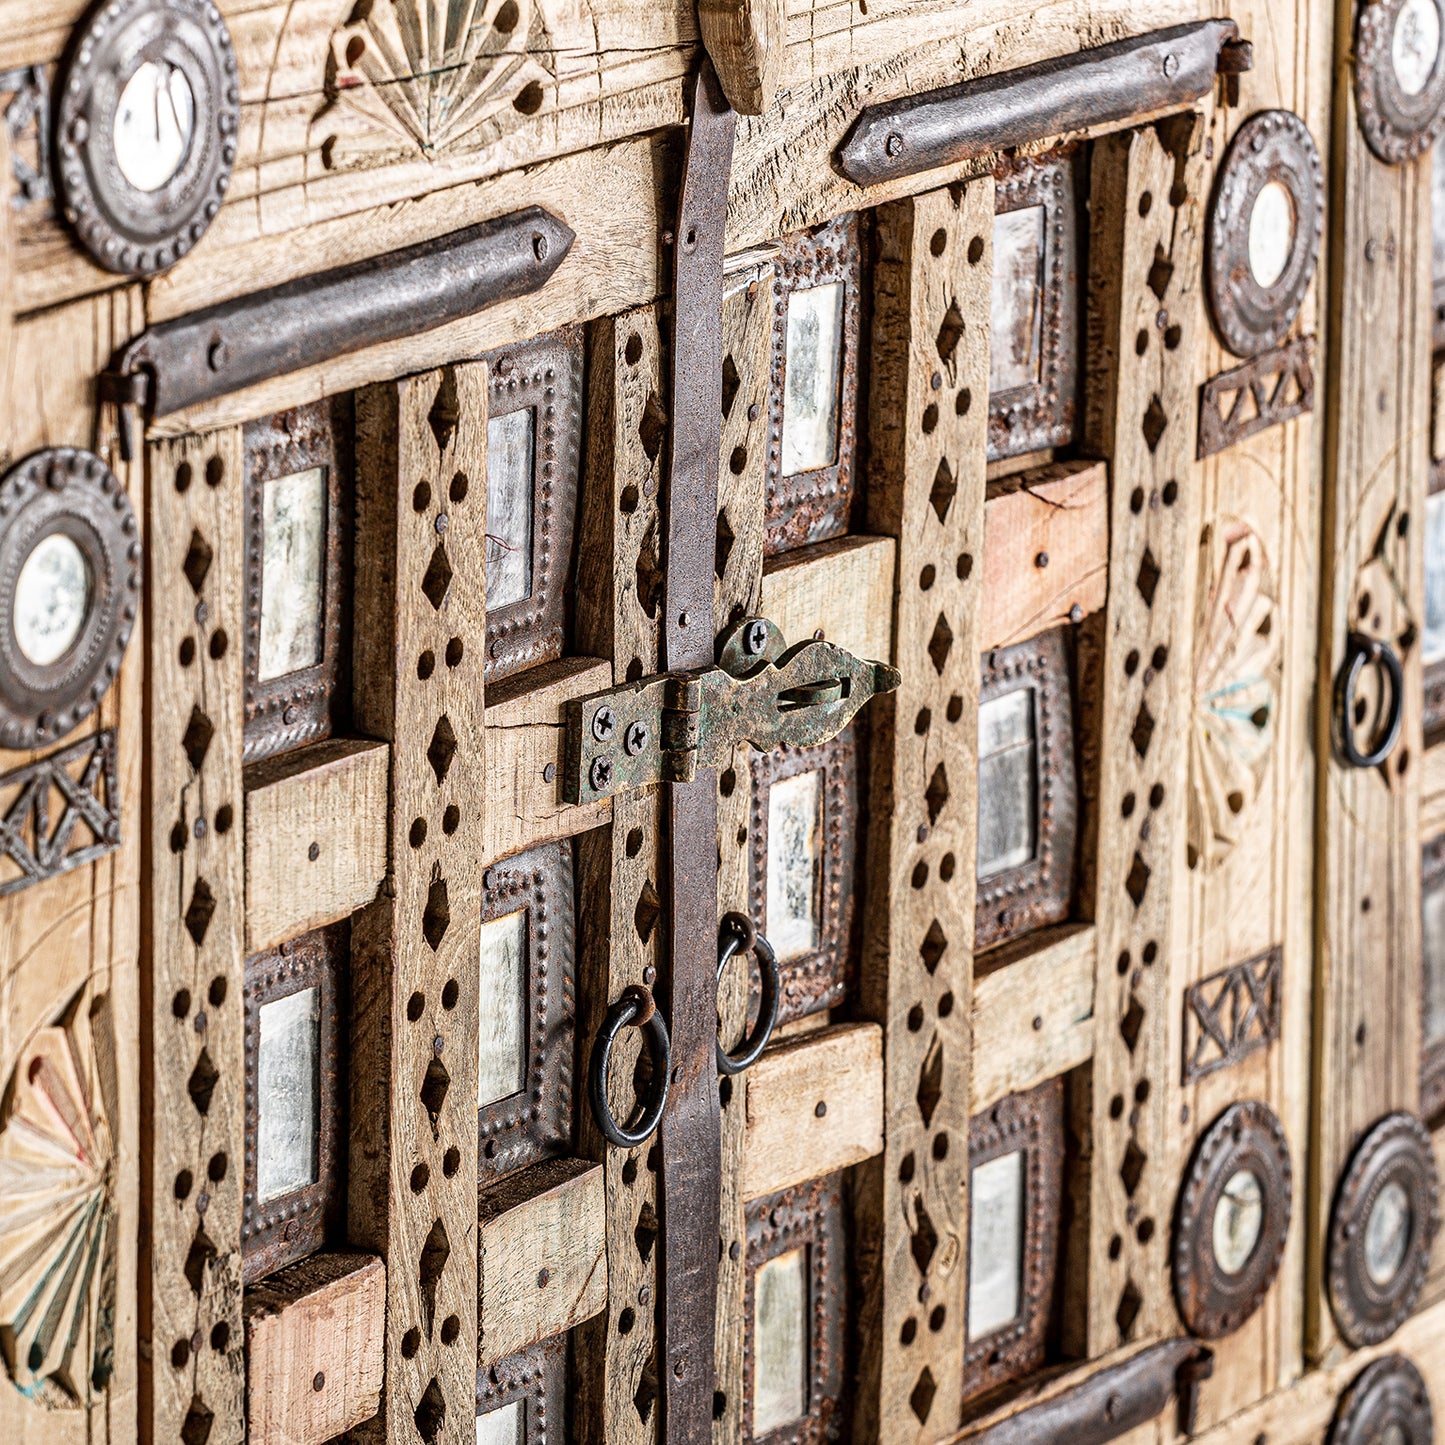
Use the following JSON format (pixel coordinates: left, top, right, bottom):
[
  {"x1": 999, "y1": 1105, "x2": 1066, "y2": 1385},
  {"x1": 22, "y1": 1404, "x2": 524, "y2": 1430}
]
[
  {"x1": 625, "y1": 720, "x2": 650, "y2": 756},
  {"x1": 744, "y1": 619, "x2": 769, "y2": 656},
  {"x1": 592, "y1": 706, "x2": 616, "y2": 742},
  {"x1": 590, "y1": 756, "x2": 613, "y2": 791}
]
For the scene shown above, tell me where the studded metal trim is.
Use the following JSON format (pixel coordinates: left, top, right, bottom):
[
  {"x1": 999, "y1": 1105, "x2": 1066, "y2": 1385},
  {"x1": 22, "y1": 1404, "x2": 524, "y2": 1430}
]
[
  {"x1": 55, "y1": 0, "x2": 239, "y2": 275},
  {"x1": 0, "y1": 448, "x2": 140, "y2": 749},
  {"x1": 1171, "y1": 1100, "x2": 1292, "y2": 1340},
  {"x1": 1355, "y1": 0, "x2": 1445, "y2": 166},
  {"x1": 1329, "y1": 1355, "x2": 1434, "y2": 1445},
  {"x1": 1327, "y1": 1112, "x2": 1440, "y2": 1347}
]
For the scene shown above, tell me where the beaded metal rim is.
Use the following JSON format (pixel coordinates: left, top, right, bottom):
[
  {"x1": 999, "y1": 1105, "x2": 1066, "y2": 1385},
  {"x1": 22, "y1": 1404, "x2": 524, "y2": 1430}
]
[
  {"x1": 55, "y1": 0, "x2": 238, "y2": 275},
  {"x1": 1171, "y1": 1099, "x2": 1293, "y2": 1339},
  {"x1": 1327, "y1": 1111, "x2": 1440, "y2": 1347},
  {"x1": 0, "y1": 449, "x2": 140, "y2": 749},
  {"x1": 1356, "y1": 0, "x2": 1445, "y2": 166},
  {"x1": 1206, "y1": 109, "x2": 1324, "y2": 357},
  {"x1": 1329, "y1": 1355, "x2": 1434, "y2": 1444}
]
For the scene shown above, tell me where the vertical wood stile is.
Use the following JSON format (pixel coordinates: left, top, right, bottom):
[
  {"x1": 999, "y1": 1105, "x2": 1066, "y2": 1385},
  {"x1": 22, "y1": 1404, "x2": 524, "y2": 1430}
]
[
  {"x1": 1310, "y1": 9, "x2": 1432, "y2": 1362},
  {"x1": 1082, "y1": 119, "x2": 1208, "y2": 1355},
  {"x1": 712, "y1": 264, "x2": 773, "y2": 1444},
  {"x1": 575, "y1": 307, "x2": 666, "y2": 1445},
  {"x1": 350, "y1": 364, "x2": 487, "y2": 1441},
  {"x1": 144, "y1": 426, "x2": 247, "y2": 1445},
  {"x1": 857, "y1": 179, "x2": 991, "y2": 1442}
]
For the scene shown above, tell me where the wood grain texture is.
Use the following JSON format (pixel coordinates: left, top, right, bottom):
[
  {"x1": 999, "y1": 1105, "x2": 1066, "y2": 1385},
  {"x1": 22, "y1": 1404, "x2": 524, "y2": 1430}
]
[
  {"x1": 856, "y1": 178, "x2": 993, "y2": 1442},
  {"x1": 980, "y1": 461, "x2": 1109, "y2": 650},
  {"x1": 144, "y1": 425, "x2": 247, "y2": 1445},
  {"x1": 574, "y1": 307, "x2": 666, "y2": 1445},
  {"x1": 1310, "y1": 0, "x2": 1431, "y2": 1365},
  {"x1": 699, "y1": 0, "x2": 784, "y2": 115},
  {"x1": 742, "y1": 1023, "x2": 884, "y2": 1201},
  {"x1": 971, "y1": 926, "x2": 1096, "y2": 1113},
  {"x1": 760, "y1": 534, "x2": 896, "y2": 662},
  {"x1": 480, "y1": 657, "x2": 613, "y2": 868},
  {"x1": 1081, "y1": 116, "x2": 1208, "y2": 1355},
  {"x1": 477, "y1": 1159, "x2": 607, "y2": 1367},
  {"x1": 243, "y1": 1252, "x2": 386, "y2": 1445},
  {"x1": 242, "y1": 738, "x2": 388, "y2": 953},
  {"x1": 348, "y1": 364, "x2": 487, "y2": 1441},
  {"x1": 711, "y1": 263, "x2": 773, "y2": 1445}
]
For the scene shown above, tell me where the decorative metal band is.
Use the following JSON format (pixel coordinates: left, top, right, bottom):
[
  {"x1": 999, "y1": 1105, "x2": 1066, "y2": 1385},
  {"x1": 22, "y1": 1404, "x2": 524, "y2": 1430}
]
[
  {"x1": 1329, "y1": 1355, "x2": 1434, "y2": 1445},
  {"x1": 1197, "y1": 338, "x2": 1316, "y2": 459},
  {"x1": 56, "y1": 0, "x2": 239, "y2": 274},
  {"x1": 1356, "y1": 0, "x2": 1445, "y2": 166},
  {"x1": 0, "y1": 449, "x2": 140, "y2": 749},
  {"x1": 1183, "y1": 947, "x2": 1282, "y2": 1083}
]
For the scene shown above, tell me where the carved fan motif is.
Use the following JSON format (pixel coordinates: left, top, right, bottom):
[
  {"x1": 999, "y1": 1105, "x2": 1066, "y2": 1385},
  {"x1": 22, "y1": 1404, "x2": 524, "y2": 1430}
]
[
  {"x1": 0, "y1": 999, "x2": 117, "y2": 1408},
  {"x1": 324, "y1": 0, "x2": 557, "y2": 162},
  {"x1": 1188, "y1": 520, "x2": 1281, "y2": 870}
]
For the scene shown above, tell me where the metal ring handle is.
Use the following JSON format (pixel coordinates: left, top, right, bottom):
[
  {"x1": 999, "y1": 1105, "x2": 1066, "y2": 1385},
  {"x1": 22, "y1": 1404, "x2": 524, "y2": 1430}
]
[
  {"x1": 1333, "y1": 631, "x2": 1404, "y2": 769},
  {"x1": 588, "y1": 985, "x2": 671, "y2": 1149},
  {"x1": 716, "y1": 912, "x2": 780, "y2": 1076}
]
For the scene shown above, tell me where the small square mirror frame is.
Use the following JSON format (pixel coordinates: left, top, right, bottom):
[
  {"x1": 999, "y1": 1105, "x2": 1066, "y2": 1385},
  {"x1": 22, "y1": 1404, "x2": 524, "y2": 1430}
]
[
  {"x1": 1421, "y1": 831, "x2": 1445, "y2": 1122},
  {"x1": 477, "y1": 841, "x2": 576, "y2": 1185},
  {"x1": 242, "y1": 921, "x2": 346, "y2": 1282},
  {"x1": 1424, "y1": 462, "x2": 1445, "y2": 739},
  {"x1": 475, "y1": 1334, "x2": 567, "y2": 1444}
]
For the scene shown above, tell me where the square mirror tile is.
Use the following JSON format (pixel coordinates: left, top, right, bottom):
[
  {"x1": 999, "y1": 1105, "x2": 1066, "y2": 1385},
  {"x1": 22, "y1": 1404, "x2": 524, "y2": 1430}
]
[
  {"x1": 991, "y1": 206, "x2": 1047, "y2": 396},
  {"x1": 977, "y1": 687, "x2": 1037, "y2": 881},
  {"x1": 753, "y1": 1246, "x2": 809, "y2": 1433},
  {"x1": 782, "y1": 282, "x2": 845, "y2": 478},
  {"x1": 475, "y1": 1399, "x2": 524, "y2": 1445},
  {"x1": 766, "y1": 768, "x2": 823, "y2": 963},
  {"x1": 256, "y1": 984, "x2": 320, "y2": 1203},
  {"x1": 478, "y1": 907, "x2": 528, "y2": 1110},
  {"x1": 1422, "y1": 834, "x2": 1445, "y2": 1119},
  {"x1": 1426, "y1": 479, "x2": 1445, "y2": 737},
  {"x1": 475, "y1": 1335, "x2": 565, "y2": 1444},
  {"x1": 259, "y1": 467, "x2": 327, "y2": 682},
  {"x1": 486, "y1": 408, "x2": 536, "y2": 610},
  {"x1": 968, "y1": 1150, "x2": 1025, "y2": 1340}
]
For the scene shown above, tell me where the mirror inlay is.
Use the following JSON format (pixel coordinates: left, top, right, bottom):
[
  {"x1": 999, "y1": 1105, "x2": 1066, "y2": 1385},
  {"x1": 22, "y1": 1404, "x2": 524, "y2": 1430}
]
[
  {"x1": 1394, "y1": 0, "x2": 1443, "y2": 97},
  {"x1": 259, "y1": 467, "x2": 327, "y2": 682},
  {"x1": 475, "y1": 1399, "x2": 524, "y2": 1445},
  {"x1": 753, "y1": 1246, "x2": 809, "y2": 1432},
  {"x1": 977, "y1": 688, "x2": 1038, "y2": 880},
  {"x1": 766, "y1": 768, "x2": 823, "y2": 963},
  {"x1": 256, "y1": 986, "x2": 321, "y2": 1204},
  {"x1": 1364, "y1": 1179, "x2": 1413, "y2": 1286},
  {"x1": 113, "y1": 59, "x2": 196, "y2": 193},
  {"x1": 478, "y1": 907, "x2": 528, "y2": 1109},
  {"x1": 990, "y1": 205, "x2": 1047, "y2": 394},
  {"x1": 1212, "y1": 1168, "x2": 1265, "y2": 1276},
  {"x1": 781, "y1": 282, "x2": 845, "y2": 477},
  {"x1": 13, "y1": 533, "x2": 92, "y2": 667},
  {"x1": 485, "y1": 408, "x2": 536, "y2": 610},
  {"x1": 1248, "y1": 180, "x2": 1296, "y2": 289},
  {"x1": 968, "y1": 1149, "x2": 1025, "y2": 1340}
]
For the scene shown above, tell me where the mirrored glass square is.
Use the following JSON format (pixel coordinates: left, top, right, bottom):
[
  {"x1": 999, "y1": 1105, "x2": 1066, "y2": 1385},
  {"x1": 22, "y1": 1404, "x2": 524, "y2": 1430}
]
[
  {"x1": 1424, "y1": 869, "x2": 1445, "y2": 1049},
  {"x1": 767, "y1": 769, "x2": 823, "y2": 962},
  {"x1": 968, "y1": 1150, "x2": 1025, "y2": 1340},
  {"x1": 257, "y1": 985, "x2": 321, "y2": 1203},
  {"x1": 754, "y1": 1246, "x2": 808, "y2": 1432},
  {"x1": 781, "y1": 281, "x2": 845, "y2": 477},
  {"x1": 475, "y1": 1399, "x2": 523, "y2": 1445},
  {"x1": 977, "y1": 688, "x2": 1038, "y2": 880},
  {"x1": 479, "y1": 908, "x2": 528, "y2": 1108},
  {"x1": 1425, "y1": 491, "x2": 1445, "y2": 665},
  {"x1": 991, "y1": 206, "x2": 1047, "y2": 394},
  {"x1": 259, "y1": 467, "x2": 327, "y2": 682},
  {"x1": 487, "y1": 409, "x2": 536, "y2": 610}
]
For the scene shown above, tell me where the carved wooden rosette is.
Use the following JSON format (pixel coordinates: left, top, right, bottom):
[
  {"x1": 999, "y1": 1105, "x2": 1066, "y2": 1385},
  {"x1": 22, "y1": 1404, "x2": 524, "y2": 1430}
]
[{"x1": 350, "y1": 363, "x2": 487, "y2": 1443}]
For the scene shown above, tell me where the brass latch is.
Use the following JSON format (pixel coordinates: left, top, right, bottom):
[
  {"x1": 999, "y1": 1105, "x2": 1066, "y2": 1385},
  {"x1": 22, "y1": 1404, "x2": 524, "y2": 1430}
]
[{"x1": 562, "y1": 617, "x2": 900, "y2": 804}]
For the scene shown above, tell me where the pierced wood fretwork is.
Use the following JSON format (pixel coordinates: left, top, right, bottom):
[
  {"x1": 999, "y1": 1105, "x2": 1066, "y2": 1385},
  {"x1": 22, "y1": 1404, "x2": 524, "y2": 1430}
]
[
  {"x1": 144, "y1": 426, "x2": 248, "y2": 1445},
  {"x1": 856, "y1": 178, "x2": 992, "y2": 1441},
  {"x1": 350, "y1": 363, "x2": 487, "y2": 1442}
]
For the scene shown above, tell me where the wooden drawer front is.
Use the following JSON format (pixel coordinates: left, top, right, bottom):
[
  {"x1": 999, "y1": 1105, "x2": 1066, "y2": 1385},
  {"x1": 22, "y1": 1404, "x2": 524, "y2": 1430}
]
[
  {"x1": 761, "y1": 533, "x2": 895, "y2": 665},
  {"x1": 244, "y1": 737, "x2": 388, "y2": 953}
]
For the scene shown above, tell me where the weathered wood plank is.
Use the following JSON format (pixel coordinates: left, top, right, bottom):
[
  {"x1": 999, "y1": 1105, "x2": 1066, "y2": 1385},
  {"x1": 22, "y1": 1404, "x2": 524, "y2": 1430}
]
[
  {"x1": 243, "y1": 738, "x2": 389, "y2": 953},
  {"x1": 760, "y1": 533, "x2": 895, "y2": 661},
  {"x1": 856, "y1": 177, "x2": 992, "y2": 1442}
]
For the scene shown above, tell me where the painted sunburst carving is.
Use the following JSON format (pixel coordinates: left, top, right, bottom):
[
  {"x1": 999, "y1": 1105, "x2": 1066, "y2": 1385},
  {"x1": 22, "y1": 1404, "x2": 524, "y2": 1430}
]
[
  {"x1": 1187, "y1": 520, "x2": 1282, "y2": 871},
  {"x1": 324, "y1": 0, "x2": 558, "y2": 162},
  {"x1": 0, "y1": 998, "x2": 116, "y2": 1409}
]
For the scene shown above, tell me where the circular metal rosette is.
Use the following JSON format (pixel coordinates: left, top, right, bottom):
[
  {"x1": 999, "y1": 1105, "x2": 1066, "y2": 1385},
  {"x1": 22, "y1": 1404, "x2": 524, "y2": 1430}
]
[
  {"x1": 1356, "y1": 0, "x2": 1445, "y2": 165},
  {"x1": 0, "y1": 449, "x2": 140, "y2": 749},
  {"x1": 1327, "y1": 1112, "x2": 1440, "y2": 1347},
  {"x1": 1206, "y1": 109, "x2": 1324, "y2": 357},
  {"x1": 1330, "y1": 1355, "x2": 1434, "y2": 1445},
  {"x1": 1172, "y1": 1100, "x2": 1293, "y2": 1339},
  {"x1": 55, "y1": 0, "x2": 239, "y2": 275}
]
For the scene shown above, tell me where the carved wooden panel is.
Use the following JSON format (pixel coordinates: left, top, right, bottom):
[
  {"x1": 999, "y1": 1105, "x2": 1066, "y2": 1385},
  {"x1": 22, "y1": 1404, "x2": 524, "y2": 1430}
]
[
  {"x1": 242, "y1": 923, "x2": 347, "y2": 1282},
  {"x1": 743, "y1": 1174, "x2": 847, "y2": 1444},
  {"x1": 477, "y1": 841, "x2": 576, "y2": 1185},
  {"x1": 764, "y1": 213, "x2": 862, "y2": 556},
  {"x1": 748, "y1": 722, "x2": 860, "y2": 1026},
  {"x1": 481, "y1": 326, "x2": 584, "y2": 683},
  {"x1": 242, "y1": 398, "x2": 352, "y2": 763}
]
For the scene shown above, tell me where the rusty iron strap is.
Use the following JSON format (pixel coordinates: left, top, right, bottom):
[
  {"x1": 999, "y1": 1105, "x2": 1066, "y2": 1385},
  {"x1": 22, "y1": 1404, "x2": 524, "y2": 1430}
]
[{"x1": 657, "y1": 57, "x2": 737, "y2": 1445}]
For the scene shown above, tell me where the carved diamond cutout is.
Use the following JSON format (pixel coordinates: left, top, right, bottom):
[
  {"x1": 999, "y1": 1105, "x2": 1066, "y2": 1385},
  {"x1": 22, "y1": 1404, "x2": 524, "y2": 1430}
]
[
  {"x1": 1142, "y1": 395, "x2": 1167, "y2": 453},
  {"x1": 1120, "y1": 1139, "x2": 1146, "y2": 1196},
  {"x1": 1125, "y1": 851, "x2": 1151, "y2": 908},
  {"x1": 186, "y1": 1047, "x2": 219, "y2": 1115},
  {"x1": 910, "y1": 1195, "x2": 938, "y2": 1275},
  {"x1": 184, "y1": 878, "x2": 216, "y2": 947},
  {"x1": 634, "y1": 880, "x2": 660, "y2": 946},
  {"x1": 182, "y1": 529, "x2": 213, "y2": 594},
  {"x1": 910, "y1": 1367, "x2": 937, "y2": 1425},
  {"x1": 180, "y1": 1396, "x2": 215, "y2": 1445},
  {"x1": 181, "y1": 706, "x2": 214, "y2": 774},
  {"x1": 428, "y1": 368, "x2": 459, "y2": 454},
  {"x1": 423, "y1": 876, "x2": 450, "y2": 951},
  {"x1": 1117, "y1": 1278, "x2": 1143, "y2": 1339},
  {"x1": 414, "y1": 1377, "x2": 446, "y2": 1443},
  {"x1": 639, "y1": 391, "x2": 666, "y2": 463},
  {"x1": 427, "y1": 716, "x2": 456, "y2": 785},
  {"x1": 182, "y1": 1224, "x2": 216, "y2": 1294},
  {"x1": 421, "y1": 543, "x2": 453, "y2": 609},
  {"x1": 419, "y1": 1218, "x2": 450, "y2": 1333},
  {"x1": 1131, "y1": 702, "x2": 1155, "y2": 759},
  {"x1": 634, "y1": 1203, "x2": 658, "y2": 1264},
  {"x1": 1147, "y1": 246, "x2": 1173, "y2": 300},
  {"x1": 929, "y1": 457, "x2": 956, "y2": 524},
  {"x1": 920, "y1": 919, "x2": 948, "y2": 974},
  {"x1": 1136, "y1": 548, "x2": 1160, "y2": 607},
  {"x1": 924, "y1": 763, "x2": 949, "y2": 825},
  {"x1": 1120, "y1": 993, "x2": 1145, "y2": 1053},
  {"x1": 715, "y1": 509, "x2": 734, "y2": 579},
  {"x1": 927, "y1": 613, "x2": 953, "y2": 675},
  {"x1": 936, "y1": 300, "x2": 964, "y2": 367},
  {"x1": 916, "y1": 1033, "x2": 943, "y2": 1128},
  {"x1": 720, "y1": 354, "x2": 740, "y2": 419},
  {"x1": 421, "y1": 1055, "x2": 450, "y2": 1129}
]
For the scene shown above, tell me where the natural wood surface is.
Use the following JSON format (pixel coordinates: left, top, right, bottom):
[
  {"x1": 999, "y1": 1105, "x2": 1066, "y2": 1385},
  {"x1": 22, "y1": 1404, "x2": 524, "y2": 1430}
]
[
  {"x1": 144, "y1": 426, "x2": 248, "y2": 1445},
  {"x1": 573, "y1": 307, "x2": 666, "y2": 1445},
  {"x1": 711, "y1": 268, "x2": 773, "y2": 1445},
  {"x1": 1310, "y1": 6, "x2": 1431, "y2": 1365},
  {"x1": 242, "y1": 738, "x2": 389, "y2": 953},
  {"x1": 477, "y1": 1159, "x2": 607, "y2": 1367},
  {"x1": 1421, "y1": 741, "x2": 1445, "y2": 842},
  {"x1": 1081, "y1": 116, "x2": 1208, "y2": 1355},
  {"x1": 980, "y1": 461, "x2": 1109, "y2": 650},
  {"x1": 348, "y1": 364, "x2": 487, "y2": 1440},
  {"x1": 243, "y1": 1252, "x2": 386, "y2": 1445},
  {"x1": 742, "y1": 1024, "x2": 884, "y2": 1201},
  {"x1": 760, "y1": 534, "x2": 896, "y2": 663},
  {"x1": 971, "y1": 926, "x2": 1096, "y2": 1113},
  {"x1": 855, "y1": 178, "x2": 993, "y2": 1442},
  {"x1": 699, "y1": 0, "x2": 785, "y2": 115},
  {"x1": 479, "y1": 656, "x2": 613, "y2": 867}
]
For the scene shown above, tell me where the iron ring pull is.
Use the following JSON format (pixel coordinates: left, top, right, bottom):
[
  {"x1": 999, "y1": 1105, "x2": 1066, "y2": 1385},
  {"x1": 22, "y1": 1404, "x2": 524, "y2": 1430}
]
[
  {"x1": 1333, "y1": 631, "x2": 1404, "y2": 769},
  {"x1": 587, "y1": 984, "x2": 671, "y2": 1149},
  {"x1": 716, "y1": 911, "x2": 780, "y2": 1076}
]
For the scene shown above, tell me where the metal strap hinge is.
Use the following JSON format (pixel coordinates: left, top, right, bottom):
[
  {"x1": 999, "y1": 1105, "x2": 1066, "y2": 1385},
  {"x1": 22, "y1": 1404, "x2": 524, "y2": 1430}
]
[{"x1": 562, "y1": 617, "x2": 900, "y2": 804}]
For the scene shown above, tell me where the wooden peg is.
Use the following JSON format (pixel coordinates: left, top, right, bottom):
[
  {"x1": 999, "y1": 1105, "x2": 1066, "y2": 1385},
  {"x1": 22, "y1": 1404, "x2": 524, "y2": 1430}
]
[{"x1": 698, "y1": 0, "x2": 784, "y2": 115}]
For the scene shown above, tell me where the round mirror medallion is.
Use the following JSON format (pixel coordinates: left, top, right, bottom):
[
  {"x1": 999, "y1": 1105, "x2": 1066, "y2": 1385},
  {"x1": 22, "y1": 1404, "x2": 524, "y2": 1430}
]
[
  {"x1": 0, "y1": 450, "x2": 140, "y2": 749},
  {"x1": 1357, "y1": 0, "x2": 1445, "y2": 165},
  {"x1": 1330, "y1": 1356, "x2": 1434, "y2": 1445},
  {"x1": 1172, "y1": 1100, "x2": 1292, "y2": 1339},
  {"x1": 1327, "y1": 1112, "x2": 1439, "y2": 1347},
  {"x1": 56, "y1": 0, "x2": 239, "y2": 276},
  {"x1": 1206, "y1": 110, "x2": 1324, "y2": 357}
]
